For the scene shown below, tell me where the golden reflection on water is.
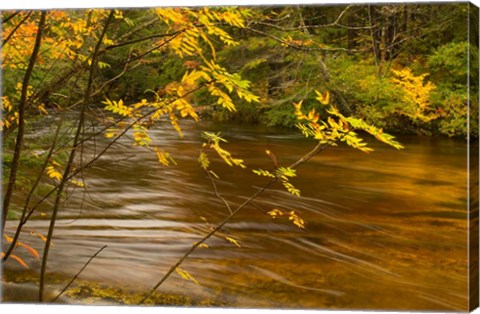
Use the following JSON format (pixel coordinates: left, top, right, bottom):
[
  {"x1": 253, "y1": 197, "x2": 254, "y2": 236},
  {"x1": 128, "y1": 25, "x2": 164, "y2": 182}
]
[{"x1": 2, "y1": 121, "x2": 471, "y2": 311}]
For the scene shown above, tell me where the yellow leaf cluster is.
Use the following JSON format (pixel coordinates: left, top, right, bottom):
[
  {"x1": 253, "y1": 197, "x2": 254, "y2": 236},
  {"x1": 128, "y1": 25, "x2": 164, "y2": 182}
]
[
  {"x1": 266, "y1": 209, "x2": 305, "y2": 229},
  {"x1": 3, "y1": 10, "x2": 104, "y2": 69},
  {"x1": 155, "y1": 7, "x2": 249, "y2": 59},
  {"x1": 47, "y1": 161, "x2": 63, "y2": 181},
  {"x1": 253, "y1": 167, "x2": 300, "y2": 196},
  {"x1": 102, "y1": 99, "x2": 133, "y2": 117},
  {"x1": 132, "y1": 125, "x2": 151, "y2": 147},
  {"x1": 70, "y1": 179, "x2": 86, "y2": 187},
  {"x1": 252, "y1": 169, "x2": 275, "y2": 178},
  {"x1": 293, "y1": 91, "x2": 403, "y2": 153},
  {"x1": 267, "y1": 208, "x2": 283, "y2": 218},
  {"x1": 176, "y1": 267, "x2": 200, "y2": 285},
  {"x1": 154, "y1": 147, "x2": 177, "y2": 166},
  {"x1": 288, "y1": 211, "x2": 305, "y2": 229},
  {"x1": 315, "y1": 90, "x2": 330, "y2": 105},
  {"x1": 111, "y1": 8, "x2": 259, "y2": 139},
  {"x1": 198, "y1": 151, "x2": 210, "y2": 170},
  {"x1": 391, "y1": 67, "x2": 438, "y2": 123},
  {"x1": 225, "y1": 236, "x2": 241, "y2": 247},
  {"x1": 275, "y1": 167, "x2": 301, "y2": 196},
  {"x1": 202, "y1": 132, "x2": 246, "y2": 168},
  {"x1": 1, "y1": 96, "x2": 17, "y2": 131},
  {"x1": 282, "y1": 181, "x2": 301, "y2": 197},
  {"x1": 202, "y1": 60, "x2": 260, "y2": 108}
]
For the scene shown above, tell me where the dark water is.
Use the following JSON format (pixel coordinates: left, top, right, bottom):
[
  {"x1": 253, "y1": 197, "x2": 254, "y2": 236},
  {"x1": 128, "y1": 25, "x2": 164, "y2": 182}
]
[{"x1": 3, "y1": 120, "x2": 471, "y2": 310}]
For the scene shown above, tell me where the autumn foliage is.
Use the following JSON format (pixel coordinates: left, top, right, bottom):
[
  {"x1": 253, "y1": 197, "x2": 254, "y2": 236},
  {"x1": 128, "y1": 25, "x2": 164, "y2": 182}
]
[{"x1": 1, "y1": 3, "x2": 475, "y2": 303}]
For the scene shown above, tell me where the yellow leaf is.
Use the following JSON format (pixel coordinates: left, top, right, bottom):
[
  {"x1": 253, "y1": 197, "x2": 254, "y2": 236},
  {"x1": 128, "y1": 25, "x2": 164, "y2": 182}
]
[
  {"x1": 11, "y1": 254, "x2": 29, "y2": 269},
  {"x1": 198, "y1": 151, "x2": 210, "y2": 170},
  {"x1": 18, "y1": 242, "x2": 40, "y2": 260},
  {"x1": 209, "y1": 170, "x2": 219, "y2": 179},
  {"x1": 3, "y1": 234, "x2": 13, "y2": 243},
  {"x1": 105, "y1": 131, "x2": 117, "y2": 139},
  {"x1": 315, "y1": 90, "x2": 330, "y2": 105},
  {"x1": 176, "y1": 267, "x2": 200, "y2": 285},
  {"x1": 47, "y1": 165, "x2": 62, "y2": 181},
  {"x1": 38, "y1": 104, "x2": 49, "y2": 115},
  {"x1": 225, "y1": 236, "x2": 241, "y2": 248},
  {"x1": 70, "y1": 179, "x2": 85, "y2": 187},
  {"x1": 267, "y1": 208, "x2": 284, "y2": 218},
  {"x1": 288, "y1": 211, "x2": 305, "y2": 229},
  {"x1": 31, "y1": 231, "x2": 51, "y2": 245}
]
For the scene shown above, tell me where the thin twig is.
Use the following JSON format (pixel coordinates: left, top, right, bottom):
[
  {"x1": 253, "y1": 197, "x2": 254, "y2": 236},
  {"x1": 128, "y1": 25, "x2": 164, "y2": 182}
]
[
  {"x1": 2, "y1": 11, "x2": 21, "y2": 24},
  {"x1": 139, "y1": 139, "x2": 330, "y2": 304},
  {"x1": 2, "y1": 113, "x2": 65, "y2": 262},
  {"x1": 112, "y1": 30, "x2": 184, "y2": 69},
  {"x1": 139, "y1": 176, "x2": 278, "y2": 304},
  {"x1": 1, "y1": 11, "x2": 32, "y2": 48},
  {"x1": 245, "y1": 26, "x2": 369, "y2": 53},
  {"x1": 49, "y1": 245, "x2": 108, "y2": 303},
  {"x1": 114, "y1": 17, "x2": 158, "y2": 42},
  {"x1": 39, "y1": 10, "x2": 115, "y2": 302},
  {"x1": 255, "y1": 5, "x2": 373, "y2": 32},
  {"x1": 105, "y1": 30, "x2": 183, "y2": 50},
  {"x1": 203, "y1": 167, "x2": 232, "y2": 214},
  {"x1": 19, "y1": 81, "x2": 213, "y2": 230},
  {"x1": 2, "y1": 11, "x2": 46, "y2": 235}
]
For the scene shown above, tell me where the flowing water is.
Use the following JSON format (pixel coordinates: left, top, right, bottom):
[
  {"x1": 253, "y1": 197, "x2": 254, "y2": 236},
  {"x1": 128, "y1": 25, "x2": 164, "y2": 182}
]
[{"x1": 2, "y1": 119, "x2": 472, "y2": 310}]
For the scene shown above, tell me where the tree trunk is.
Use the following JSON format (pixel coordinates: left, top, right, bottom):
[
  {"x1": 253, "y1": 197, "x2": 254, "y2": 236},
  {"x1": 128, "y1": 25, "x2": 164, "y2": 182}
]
[{"x1": 2, "y1": 11, "x2": 46, "y2": 234}]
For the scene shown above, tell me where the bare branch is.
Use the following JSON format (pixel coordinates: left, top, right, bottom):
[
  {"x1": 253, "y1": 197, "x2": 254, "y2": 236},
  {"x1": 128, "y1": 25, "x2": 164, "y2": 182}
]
[
  {"x1": 39, "y1": 10, "x2": 116, "y2": 302},
  {"x1": 245, "y1": 26, "x2": 369, "y2": 53},
  {"x1": 2, "y1": 11, "x2": 46, "y2": 234},
  {"x1": 2, "y1": 114, "x2": 65, "y2": 262},
  {"x1": 255, "y1": 5, "x2": 373, "y2": 31},
  {"x1": 105, "y1": 30, "x2": 183, "y2": 50},
  {"x1": 49, "y1": 245, "x2": 108, "y2": 303},
  {"x1": 203, "y1": 167, "x2": 233, "y2": 215},
  {"x1": 2, "y1": 11, "x2": 21, "y2": 24}
]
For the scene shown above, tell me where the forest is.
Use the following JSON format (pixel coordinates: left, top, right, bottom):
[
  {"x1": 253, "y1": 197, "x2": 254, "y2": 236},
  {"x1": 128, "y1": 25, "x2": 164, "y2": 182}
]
[{"x1": 1, "y1": 3, "x2": 478, "y2": 311}]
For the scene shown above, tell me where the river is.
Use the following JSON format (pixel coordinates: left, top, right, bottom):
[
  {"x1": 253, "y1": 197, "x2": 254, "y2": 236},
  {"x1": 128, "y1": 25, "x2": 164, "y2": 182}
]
[{"x1": 2, "y1": 119, "x2": 471, "y2": 311}]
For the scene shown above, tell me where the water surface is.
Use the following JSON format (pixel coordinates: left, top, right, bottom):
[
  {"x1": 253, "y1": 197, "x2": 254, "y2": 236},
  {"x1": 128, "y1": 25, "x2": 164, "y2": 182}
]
[{"x1": 3, "y1": 120, "x2": 470, "y2": 310}]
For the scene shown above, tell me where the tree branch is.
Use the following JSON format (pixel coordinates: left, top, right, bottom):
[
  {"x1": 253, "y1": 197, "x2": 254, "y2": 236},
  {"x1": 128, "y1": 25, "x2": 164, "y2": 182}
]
[
  {"x1": 105, "y1": 30, "x2": 183, "y2": 50},
  {"x1": 138, "y1": 138, "x2": 332, "y2": 304},
  {"x1": 2, "y1": 11, "x2": 21, "y2": 24},
  {"x1": 1, "y1": 11, "x2": 32, "y2": 48},
  {"x1": 245, "y1": 26, "x2": 369, "y2": 53},
  {"x1": 14, "y1": 81, "x2": 212, "y2": 237},
  {"x1": 49, "y1": 245, "x2": 108, "y2": 303},
  {"x1": 38, "y1": 10, "x2": 115, "y2": 302},
  {"x1": 2, "y1": 113, "x2": 65, "y2": 262},
  {"x1": 2, "y1": 11, "x2": 46, "y2": 235}
]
